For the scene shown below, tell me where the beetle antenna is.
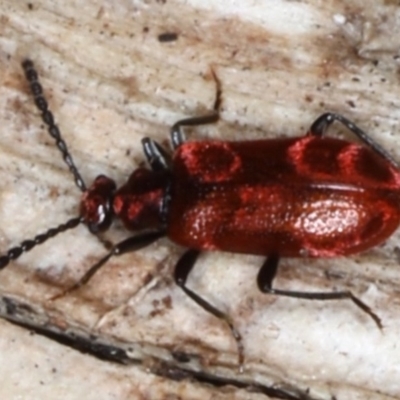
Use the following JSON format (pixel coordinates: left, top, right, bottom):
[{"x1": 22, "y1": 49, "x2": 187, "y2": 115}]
[
  {"x1": 22, "y1": 59, "x2": 87, "y2": 192},
  {"x1": 0, "y1": 61, "x2": 89, "y2": 269},
  {"x1": 0, "y1": 216, "x2": 83, "y2": 269}
]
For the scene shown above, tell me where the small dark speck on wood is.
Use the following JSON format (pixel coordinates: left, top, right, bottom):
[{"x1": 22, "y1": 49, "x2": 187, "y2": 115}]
[{"x1": 158, "y1": 32, "x2": 178, "y2": 42}]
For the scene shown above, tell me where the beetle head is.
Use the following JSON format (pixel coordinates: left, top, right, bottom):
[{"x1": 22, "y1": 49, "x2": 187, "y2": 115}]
[{"x1": 80, "y1": 175, "x2": 117, "y2": 233}]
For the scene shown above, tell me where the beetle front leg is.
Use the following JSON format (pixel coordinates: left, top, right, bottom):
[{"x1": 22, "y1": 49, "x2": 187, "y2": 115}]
[
  {"x1": 51, "y1": 230, "x2": 166, "y2": 300},
  {"x1": 308, "y1": 112, "x2": 397, "y2": 167},
  {"x1": 174, "y1": 249, "x2": 245, "y2": 370},
  {"x1": 257, "y1": 255, "x2": 382, "y2": 329},
  {"x1": 141, "y1": 138, "x2": 171, "y2": 171}
]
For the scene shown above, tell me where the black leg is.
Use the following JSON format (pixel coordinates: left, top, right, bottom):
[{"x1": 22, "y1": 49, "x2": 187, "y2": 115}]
[
  {"x1": 257, "y1": 255, "x2": 382, "y2": 329},
  {"x1": 141, "y1": 138, "x2": 171, "y2": 171},
  {"x1": 308, "y1": 112, "x2": 398, "y2": 167},
  {"x1": 170, "y1": 114, "x2": 220, "y2": 149},
  {"x1": 174, "y1": 249, "x2": 244, "y2": 370},
  {"x1": 170, "y1": 68, "x2": 222, "y2": 149},
  {"x1": 51, "y1": 230, "x2": 166, "y2": 300}
]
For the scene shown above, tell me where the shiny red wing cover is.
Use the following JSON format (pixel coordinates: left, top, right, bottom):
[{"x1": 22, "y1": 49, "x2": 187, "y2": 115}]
[{"x1": 167, "y1": 137, "x2": 400, "y2": 257}]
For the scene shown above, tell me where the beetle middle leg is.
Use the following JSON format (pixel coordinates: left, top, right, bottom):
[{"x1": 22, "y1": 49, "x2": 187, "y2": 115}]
[
  {"x1": 170, "y1": 68, "x2": 222, "y2": 149},
  {"x1": 308, "y1": 112, "x2": 398, "y2": 167},
  {"x1": 174, "y1": 249, "x2": 245, "y2": 369},
  {"x1": 257, "y1": 255, "x2": 382, "y2": 329},
  {"x1": 170, "y1": 113, "x2": 220, "y2": 149}
]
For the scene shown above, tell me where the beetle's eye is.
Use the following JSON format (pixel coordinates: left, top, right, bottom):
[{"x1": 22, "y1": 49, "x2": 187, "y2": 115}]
[{"x1": 88, "y1": 204, "x2": 113, "y2": 233}]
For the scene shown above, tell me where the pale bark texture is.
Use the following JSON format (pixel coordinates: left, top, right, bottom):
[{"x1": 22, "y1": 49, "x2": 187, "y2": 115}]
[{"x1": 0, "y1": 1, "x2": 400, "y2": 399}]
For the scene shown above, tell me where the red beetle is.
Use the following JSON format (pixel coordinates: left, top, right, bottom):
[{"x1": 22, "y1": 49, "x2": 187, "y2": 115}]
[{"x1": 1, "y1": 60, "x2": 395, "y2": 363}]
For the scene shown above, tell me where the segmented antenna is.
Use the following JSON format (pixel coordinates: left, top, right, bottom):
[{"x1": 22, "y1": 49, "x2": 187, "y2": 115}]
[
  {"x1": 0, "y1": 216, "x2": 83, "y2": 269},
  {"x1": 22, "y1": 59, "x2": 87, "y2": 192},
  {"x1": 0, "y1": 60, "x2": 88, "y2": 269}
]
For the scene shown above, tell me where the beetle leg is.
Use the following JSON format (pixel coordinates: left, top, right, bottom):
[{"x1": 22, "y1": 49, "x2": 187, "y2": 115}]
[
  {"x1": 170, "y1": 113, "x2": 220, "y2": 149},
  {"x1": 174, "y1": 249, "x2": 245, "y2": 370},
  {"x1": 141, "y1": 138, "x2": 171, "y2": 171},
  {"x1": 257, "y1": 255, "x2": 382, "y2": 329},
  {"x1": 170, "y1": 68, "x2": 222, "y2": 149},
  {"x1": 308, "y1": 112, "x2": 398, "y2": 167},
  {"x1": 51, "y1": 230, "x2": 166, "y2": 300}
]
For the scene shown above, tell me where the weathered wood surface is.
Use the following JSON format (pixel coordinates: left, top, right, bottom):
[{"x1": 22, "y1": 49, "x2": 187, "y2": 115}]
[{"x1": 1, "y1": 1, "x2": 400, "y2": 399}]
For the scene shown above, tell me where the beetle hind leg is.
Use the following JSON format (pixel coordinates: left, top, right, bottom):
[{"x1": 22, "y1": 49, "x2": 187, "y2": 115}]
[
  {"x1": 308, "y1": 112, "x2": 397, "y2": 167},
  {"x1": 174, "y1": 249, "x2": 245, "y2": 371},
  {"x1": 257, "y1": 255, "x2": 382, "y2": 329}
]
